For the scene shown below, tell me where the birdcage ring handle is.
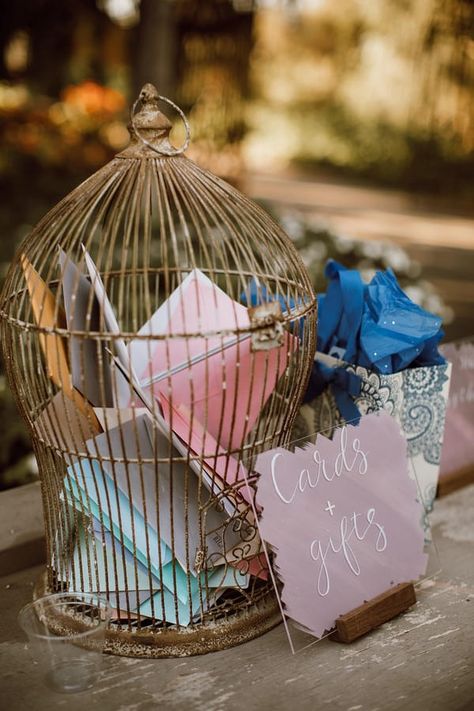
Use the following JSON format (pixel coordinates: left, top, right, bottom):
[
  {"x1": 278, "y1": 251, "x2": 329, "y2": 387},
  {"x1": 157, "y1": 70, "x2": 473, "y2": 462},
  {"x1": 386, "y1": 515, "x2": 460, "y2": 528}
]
[{"x1": 131, "y1": 94, "x2": 191, "y2": 156}]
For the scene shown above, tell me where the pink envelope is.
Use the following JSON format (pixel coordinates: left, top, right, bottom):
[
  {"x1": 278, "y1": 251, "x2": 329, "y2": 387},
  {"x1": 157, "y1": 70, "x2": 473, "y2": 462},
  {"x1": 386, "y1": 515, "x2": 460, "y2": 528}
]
[
  {"x1": 137, "y1": 270, "x2": 296, "y2": 451},
  {"x1": 236, "y1": 553, "x2": 269, "y2": 581},
  {"x1": 158, "y1": 392, "x2": 252, "y2": 505}
]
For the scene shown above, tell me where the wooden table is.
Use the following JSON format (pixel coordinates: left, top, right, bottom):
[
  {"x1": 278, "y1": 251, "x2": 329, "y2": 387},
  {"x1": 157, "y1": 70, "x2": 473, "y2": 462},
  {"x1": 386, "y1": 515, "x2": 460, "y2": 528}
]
[{"x1": 1, "y1": 485, "x2": 473, "y2": 711}]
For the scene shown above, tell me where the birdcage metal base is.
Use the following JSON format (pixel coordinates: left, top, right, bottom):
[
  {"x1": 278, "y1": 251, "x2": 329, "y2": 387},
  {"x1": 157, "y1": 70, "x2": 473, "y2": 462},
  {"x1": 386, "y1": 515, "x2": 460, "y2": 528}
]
[{"x1": 34, "y1": 572, "x2": 282, "y2": 658}]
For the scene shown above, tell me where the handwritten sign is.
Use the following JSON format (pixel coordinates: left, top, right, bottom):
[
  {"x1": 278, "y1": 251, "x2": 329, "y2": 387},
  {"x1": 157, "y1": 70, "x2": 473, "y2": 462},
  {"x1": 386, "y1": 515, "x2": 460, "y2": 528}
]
[
  {"x1": 439, "y1": 341, "x2": 474, "y2": 479},
  {"x1": 255, "y1": 411, "x2": 427, "y2": 638}
]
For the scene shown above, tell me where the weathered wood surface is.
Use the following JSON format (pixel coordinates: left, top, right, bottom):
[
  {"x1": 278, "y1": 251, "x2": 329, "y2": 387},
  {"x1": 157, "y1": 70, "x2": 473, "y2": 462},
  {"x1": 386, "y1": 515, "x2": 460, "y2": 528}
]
[
  {"x1": 0, "y1": 481, "x2": 45, "y2": 575},
  {"x1": 1, "y1": 485, "x2": 473, "y2": 711},
  {"x1": 331, "y1": 583, "x2": 417, "y2": 644}
]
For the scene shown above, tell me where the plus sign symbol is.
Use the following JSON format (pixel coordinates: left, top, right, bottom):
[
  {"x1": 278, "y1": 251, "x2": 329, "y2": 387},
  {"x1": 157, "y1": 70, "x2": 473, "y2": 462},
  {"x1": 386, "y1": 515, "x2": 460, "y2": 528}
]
[{"x1": 324, "y1": 501, "x2": 335, "y2": 516}]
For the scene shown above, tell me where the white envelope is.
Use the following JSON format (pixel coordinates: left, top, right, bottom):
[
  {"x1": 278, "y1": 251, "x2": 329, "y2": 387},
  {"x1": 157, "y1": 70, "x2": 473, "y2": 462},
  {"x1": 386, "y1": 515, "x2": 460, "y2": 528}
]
[
  {"x1": 85, "y1": 413, "x2": 240, "y2": 573},
  {"x1": 59, "y1": 250, "x2": 114, "y2": 407}
]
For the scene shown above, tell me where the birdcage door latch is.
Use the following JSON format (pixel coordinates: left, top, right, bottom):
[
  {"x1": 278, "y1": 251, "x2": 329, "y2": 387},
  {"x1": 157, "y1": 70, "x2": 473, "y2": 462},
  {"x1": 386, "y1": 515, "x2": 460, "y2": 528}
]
[{"x1": 249, "y1": 302, "x2": 285, "y2": 352}]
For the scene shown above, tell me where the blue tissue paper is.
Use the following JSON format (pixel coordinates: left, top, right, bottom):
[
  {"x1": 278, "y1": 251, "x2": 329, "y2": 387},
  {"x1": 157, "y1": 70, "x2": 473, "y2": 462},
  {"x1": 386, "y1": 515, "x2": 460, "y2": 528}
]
[
  {"x1": 309, "y1": 259, "x2": 446, "y2": 423},
  {"x1": 317, "y1": 260, "x2": 445, "y2": 374}
]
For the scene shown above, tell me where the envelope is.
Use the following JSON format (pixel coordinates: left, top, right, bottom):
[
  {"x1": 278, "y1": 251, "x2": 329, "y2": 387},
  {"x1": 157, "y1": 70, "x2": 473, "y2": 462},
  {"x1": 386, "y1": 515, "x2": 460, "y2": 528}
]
[
  {"x1": 62, "y1": 523, "x2": 197, "y2": 625},
  {"x1": 64, "y1": 457, "x2": 173, "y2": 570},
  {"x1": 59, "y1": 250, "x2": 114, "y2": 407},
  {"x1": 62, "y1": 513, "x2": 249, "y2": 624},
  {"x1": 92, "y1": 406, "x2": 150, "y2": 431},
  {"x1": 102, "y1": 338, "x2": 238, "y2": 494},
  {"x1": 235, "y1": 553, "x2": 269, "y2": 581},
  {"x1": 102, "y1": 589, "x2": 200, "y2": 626},
  {"x1": 107, "y1": 591, "x2": 152, "y2": 613},
  {"x1": 35, "y1": 391, "x2": 99, "y2": 455},
  {"x1": 83, "y1": 248, "x2": 140, "y2": 386},
  {"x1": 84, "y1": 413, "x2": 240, "y2": 574},
  {"x1": 138, "y1": 561, "x2": 249, "y2": 625},
  {"x1": 133, "y1": 269, "x2": 295, "y2": 451},
  {"x1": 21, "y1": 254, "x2": 69, "y2": 389},
  {"x1": 89, "y1": 516, "x2": 249, "y2": 593},
  {"x1": 22, "y1": 255, "x2": 100, "y2": 427},
  {"x1": 158, "y1": 392, "x2": 249, "y2": 505},
  {"x1": 61, "y1": 522, "x2": 160, "y2": 594}
]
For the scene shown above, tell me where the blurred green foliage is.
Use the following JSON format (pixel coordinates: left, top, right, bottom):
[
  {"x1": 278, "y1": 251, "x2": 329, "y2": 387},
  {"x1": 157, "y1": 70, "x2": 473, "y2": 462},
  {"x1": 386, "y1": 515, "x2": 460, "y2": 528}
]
[
  {"x1": 292, "y1": 104, "x2": 474, "y2": 196},
  {"x1": 248, "y1": 0, "x2": 474, "y2": 197}
]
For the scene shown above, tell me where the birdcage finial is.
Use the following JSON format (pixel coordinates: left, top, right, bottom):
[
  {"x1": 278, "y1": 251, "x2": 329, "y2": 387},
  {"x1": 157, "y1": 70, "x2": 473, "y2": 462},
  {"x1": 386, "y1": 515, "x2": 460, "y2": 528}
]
[
  {"x1": 139, "y1": 82, "x2": 161, "y2": 104},
  {"x1": 119, "y1": 83, "x2": 191, "y2": 158}
]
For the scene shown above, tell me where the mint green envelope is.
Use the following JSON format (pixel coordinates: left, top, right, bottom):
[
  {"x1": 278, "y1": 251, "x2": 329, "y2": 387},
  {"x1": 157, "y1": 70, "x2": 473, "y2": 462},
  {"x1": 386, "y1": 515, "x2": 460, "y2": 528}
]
[
  {"x1": 85, "y1": 413, "x2": 239, "y2": 574},
  {"x1": 62, "y1": 523, "x2": 160, "y2": 594},
  {"x1": 64, "y1": 519, "x2": 249, "y2": 626},
  {"x1": 63, "y1": 458, "x2": 183, "y2": 595},
  {"x1": 64, "y1": 462, "x2": 249, "y2": 606}
]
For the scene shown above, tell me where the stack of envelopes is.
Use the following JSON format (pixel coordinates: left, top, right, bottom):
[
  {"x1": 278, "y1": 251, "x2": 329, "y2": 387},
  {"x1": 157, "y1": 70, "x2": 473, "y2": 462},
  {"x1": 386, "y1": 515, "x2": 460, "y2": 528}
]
[{"x1": 24, "y1": 250, "x2": 294, "y2": 624}]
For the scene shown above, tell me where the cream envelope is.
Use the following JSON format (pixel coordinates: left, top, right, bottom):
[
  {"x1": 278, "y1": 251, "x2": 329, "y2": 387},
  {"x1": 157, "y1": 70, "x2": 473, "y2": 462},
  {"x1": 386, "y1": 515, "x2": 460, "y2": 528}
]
[
  {"x1": 132, "y1": 269, "x2": 295, "y2": 451},
  {"x1": 35, "y1": 391, "x2": 99, "y2": 455},
  {"x1": 93, "y1": 406, "x2": 150, "y2": 431}
]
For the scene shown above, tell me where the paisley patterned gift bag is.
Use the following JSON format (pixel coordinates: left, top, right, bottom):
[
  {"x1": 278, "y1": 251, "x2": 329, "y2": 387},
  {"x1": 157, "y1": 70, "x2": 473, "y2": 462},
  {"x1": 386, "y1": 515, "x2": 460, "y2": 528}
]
[{"x1": 294, "y1": 352, "x2": 452, "y2": 529}]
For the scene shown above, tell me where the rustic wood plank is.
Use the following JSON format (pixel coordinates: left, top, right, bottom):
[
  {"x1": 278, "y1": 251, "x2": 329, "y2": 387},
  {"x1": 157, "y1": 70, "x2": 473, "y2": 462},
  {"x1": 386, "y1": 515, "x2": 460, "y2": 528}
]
[
  {"x1": 0, "y1": 481, "x2": 45, "y2": 575},
  {"x1": 330, "y1": 582, "x2": 416, "y2": 643}
]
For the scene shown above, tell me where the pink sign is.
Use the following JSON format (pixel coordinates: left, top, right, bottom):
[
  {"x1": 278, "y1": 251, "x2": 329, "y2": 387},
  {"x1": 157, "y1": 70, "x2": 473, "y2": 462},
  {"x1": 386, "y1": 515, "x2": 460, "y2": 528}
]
[
  {"x1": 255, "y1": 411, "x2": 427, "y2": 639},
  {"x1": 439, "y1": 341, "x2": 474, "y2": 479}
]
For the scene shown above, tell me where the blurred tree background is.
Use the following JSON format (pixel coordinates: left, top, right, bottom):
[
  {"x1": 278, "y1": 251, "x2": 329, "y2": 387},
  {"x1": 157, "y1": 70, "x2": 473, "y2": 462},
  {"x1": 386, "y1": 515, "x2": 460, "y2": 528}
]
[{"x1": 0, "y1": 0, "x2": 473, "y2": 489}]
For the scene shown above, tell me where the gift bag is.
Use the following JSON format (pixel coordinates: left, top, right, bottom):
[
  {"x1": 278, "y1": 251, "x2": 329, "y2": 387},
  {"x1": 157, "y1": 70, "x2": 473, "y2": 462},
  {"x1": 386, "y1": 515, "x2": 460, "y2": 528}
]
[
  {"x1": 294, "y1": 352, "x2": 452, "y2": 523},
  {"x1": 293, "y1": 260, "x2": 452, "y2": 526}
]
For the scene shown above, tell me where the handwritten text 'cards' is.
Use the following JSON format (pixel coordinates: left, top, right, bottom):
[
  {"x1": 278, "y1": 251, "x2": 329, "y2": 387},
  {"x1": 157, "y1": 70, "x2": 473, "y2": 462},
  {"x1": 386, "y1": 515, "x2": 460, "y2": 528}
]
[{"x1": 255, "y1": 411, "x2": 428, "y2": 638}]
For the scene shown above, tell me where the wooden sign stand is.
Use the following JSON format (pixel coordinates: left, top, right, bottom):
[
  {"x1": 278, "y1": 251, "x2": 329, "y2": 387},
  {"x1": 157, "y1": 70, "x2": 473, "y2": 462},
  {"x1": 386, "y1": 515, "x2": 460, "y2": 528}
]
[
  {"x1": 330, "y1": 582, "x2": 416, "y2": 644},
  {"x1": 437, "y1": 465, "x2": 474, "y2": 498}
]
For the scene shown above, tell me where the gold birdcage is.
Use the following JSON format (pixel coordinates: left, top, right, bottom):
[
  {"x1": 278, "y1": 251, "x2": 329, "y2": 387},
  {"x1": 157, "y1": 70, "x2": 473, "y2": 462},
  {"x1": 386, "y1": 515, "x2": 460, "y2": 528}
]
[{"x1": 0, "y1": 84, "x2": 317, "y2": 657}]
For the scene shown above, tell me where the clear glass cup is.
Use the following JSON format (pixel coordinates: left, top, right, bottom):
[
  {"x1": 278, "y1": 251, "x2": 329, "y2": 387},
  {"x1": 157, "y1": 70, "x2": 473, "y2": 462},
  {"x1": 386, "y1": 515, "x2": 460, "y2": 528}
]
[{"x1": 18, "y1": 592, "x2": 112, "y2": 693}]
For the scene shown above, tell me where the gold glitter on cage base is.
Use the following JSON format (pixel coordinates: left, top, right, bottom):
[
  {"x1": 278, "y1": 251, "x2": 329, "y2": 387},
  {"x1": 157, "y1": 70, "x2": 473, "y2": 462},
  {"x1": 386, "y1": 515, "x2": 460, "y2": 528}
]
[
  {"x1": 1, "y1": 83, "x2": 317, "y2": 657},
  {"x1": 35, "y1": 572, "x2": 282, "y2": 658}
]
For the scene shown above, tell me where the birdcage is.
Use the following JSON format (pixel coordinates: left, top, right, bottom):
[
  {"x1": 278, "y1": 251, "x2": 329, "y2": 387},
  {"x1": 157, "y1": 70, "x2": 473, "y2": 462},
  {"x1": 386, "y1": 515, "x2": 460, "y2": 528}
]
[{"x1": 0, "y1": 84, "x2": 317, "y2": 657}]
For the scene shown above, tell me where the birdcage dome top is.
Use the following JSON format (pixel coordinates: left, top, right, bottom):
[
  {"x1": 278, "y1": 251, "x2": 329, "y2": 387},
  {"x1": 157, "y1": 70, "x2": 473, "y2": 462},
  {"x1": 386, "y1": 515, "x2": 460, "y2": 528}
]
[{"x1": 1, "y1": 84, "x2": 315, "y2": 342}]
